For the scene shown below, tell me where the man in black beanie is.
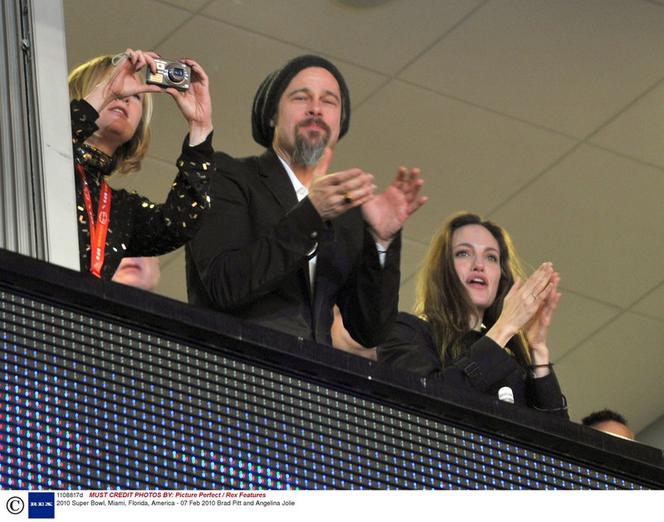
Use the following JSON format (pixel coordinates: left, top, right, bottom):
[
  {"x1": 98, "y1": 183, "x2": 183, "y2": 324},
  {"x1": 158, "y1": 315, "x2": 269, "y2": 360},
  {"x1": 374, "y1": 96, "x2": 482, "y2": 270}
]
[{"x1": 186, "y1": 55, "x2": 426, "y2": 348}]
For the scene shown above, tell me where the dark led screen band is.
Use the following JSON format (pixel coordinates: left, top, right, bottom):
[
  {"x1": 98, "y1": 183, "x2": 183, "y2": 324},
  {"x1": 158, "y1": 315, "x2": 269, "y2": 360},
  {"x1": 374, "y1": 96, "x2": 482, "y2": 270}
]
[{"x1": 0, "y1": 290, "x2": 650, "y2": 490}]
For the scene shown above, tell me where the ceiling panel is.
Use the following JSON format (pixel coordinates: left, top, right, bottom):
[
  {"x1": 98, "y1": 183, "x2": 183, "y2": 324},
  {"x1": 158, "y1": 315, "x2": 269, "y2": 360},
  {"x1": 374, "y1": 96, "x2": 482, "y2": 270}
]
[
  {"x1": 556, "y1": 312, "x2": 664, "y2": 432},
  {"x1": 400, "y1": 236, "x2": 428, "y2": 274},
  {"x1": 201, "y1": 0, "x2": 485, "y2": 75},
  {"x1": 591, "y1": 81, "x2": 664, "y2": 169},
  {"x1": 397, "y1": 274, "x2": 417, "y2": 314},
  {"x1": 157, "y1": 0, "x2": 210, "y2": 11},
  {"x1": 492, "y1": 145, "x2": 664, "y2": 309},
  {"x1": 64, "y1": 0, "x2": 190, "y2": 70},
  {"x1": 397, "y1": 237, "x2": 429, "y2": 310},
  {"x1": 336, "y1": 80, "x2": 575, "y2": 243},
  {"x1": 546, "y1": 291, "x2": 620, "y2": 361},
  {"x1": 631, "y1": 283, "x2": 664, "y2": 322},
  {"x1": 400, "y1": 0, "x2": 664, "y2": 137}
]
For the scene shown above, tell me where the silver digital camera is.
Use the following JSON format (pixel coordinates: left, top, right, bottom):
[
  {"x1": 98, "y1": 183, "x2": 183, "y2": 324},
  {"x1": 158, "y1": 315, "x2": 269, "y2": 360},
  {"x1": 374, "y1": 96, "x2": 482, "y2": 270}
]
[{"x1": 146, "y1": 58, "x2": 191, "y2": 91}]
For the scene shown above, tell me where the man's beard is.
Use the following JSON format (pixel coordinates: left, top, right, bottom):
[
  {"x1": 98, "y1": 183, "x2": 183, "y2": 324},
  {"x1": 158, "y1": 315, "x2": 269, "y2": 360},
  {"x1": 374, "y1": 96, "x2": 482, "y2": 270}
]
[{"x1": 291, "y1": 118, "x2": 330, "y2": 167}]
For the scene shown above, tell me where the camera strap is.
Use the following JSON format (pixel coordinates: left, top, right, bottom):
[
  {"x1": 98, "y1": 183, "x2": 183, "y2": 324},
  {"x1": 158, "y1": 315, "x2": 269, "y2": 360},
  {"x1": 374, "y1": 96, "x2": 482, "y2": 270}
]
[{"x1": 76, "y1": 163, "x2": 112, "y2": 278}]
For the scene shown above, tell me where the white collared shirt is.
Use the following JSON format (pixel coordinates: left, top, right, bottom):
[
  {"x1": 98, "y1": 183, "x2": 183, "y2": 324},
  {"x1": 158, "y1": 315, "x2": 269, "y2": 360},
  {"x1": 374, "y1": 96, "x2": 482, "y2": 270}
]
[{"x1": 277, "y1": 155, "x2": 318, "y2": 294}]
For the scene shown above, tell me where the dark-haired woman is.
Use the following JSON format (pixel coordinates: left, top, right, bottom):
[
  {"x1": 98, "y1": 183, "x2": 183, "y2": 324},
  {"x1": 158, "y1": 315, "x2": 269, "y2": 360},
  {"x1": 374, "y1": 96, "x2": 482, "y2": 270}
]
[{"x1": 378, "y1": 212, "x2": 567, "y2": 416}]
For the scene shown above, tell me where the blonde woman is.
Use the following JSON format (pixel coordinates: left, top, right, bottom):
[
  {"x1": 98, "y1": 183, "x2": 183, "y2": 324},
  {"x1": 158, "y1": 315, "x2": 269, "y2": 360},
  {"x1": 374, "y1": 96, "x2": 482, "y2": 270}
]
[{"x1": 69, "y1": 48, "x2": 213, "y2": 279}]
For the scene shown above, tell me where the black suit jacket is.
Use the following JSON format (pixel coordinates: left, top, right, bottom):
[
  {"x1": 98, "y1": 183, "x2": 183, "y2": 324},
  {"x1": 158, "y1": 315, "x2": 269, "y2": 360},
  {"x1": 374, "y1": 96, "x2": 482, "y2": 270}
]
[
  {"x1": 378, "y1": 312, "x2": 568, "y2": 416},
  {"x1": 186, "y1": 149, "x2": 401, "y2": 346}
]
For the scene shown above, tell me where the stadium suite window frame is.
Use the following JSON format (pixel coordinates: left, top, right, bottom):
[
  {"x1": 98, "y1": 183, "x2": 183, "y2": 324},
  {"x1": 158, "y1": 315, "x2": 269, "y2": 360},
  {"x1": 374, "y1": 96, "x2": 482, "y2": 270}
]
[{"x1": 0, "y1": 0, "x2": 78, "y2": 271}]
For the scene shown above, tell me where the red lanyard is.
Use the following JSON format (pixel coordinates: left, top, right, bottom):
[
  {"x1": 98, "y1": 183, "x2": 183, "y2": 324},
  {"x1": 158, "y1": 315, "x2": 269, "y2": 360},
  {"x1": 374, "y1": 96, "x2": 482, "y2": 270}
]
[{"x1": 76, "y1": 163, "x2": 112, "y2": 278}]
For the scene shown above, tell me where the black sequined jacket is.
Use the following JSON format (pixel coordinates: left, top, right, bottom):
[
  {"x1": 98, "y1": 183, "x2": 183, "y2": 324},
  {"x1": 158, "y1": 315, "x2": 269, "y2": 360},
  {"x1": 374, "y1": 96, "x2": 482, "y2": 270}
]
[
  {"x1": 378, "y1": 312, "x2": 568, "y2": 417},
  {"x1": 71, "y1": 99, "x2": 212, "y2": 280}
]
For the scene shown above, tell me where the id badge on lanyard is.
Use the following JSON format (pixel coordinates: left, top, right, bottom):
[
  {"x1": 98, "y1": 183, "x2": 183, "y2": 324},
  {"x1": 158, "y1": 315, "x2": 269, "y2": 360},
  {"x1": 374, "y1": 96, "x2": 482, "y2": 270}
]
[{"x1": 77, "y1": 163, "x2": 111, "y2": 278}]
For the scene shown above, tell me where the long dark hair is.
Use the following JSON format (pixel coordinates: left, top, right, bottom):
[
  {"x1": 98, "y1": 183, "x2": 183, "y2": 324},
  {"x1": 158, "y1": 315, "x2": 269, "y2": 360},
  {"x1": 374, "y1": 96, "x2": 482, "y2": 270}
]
[{"x1": 415, "y1": 212, "x2": 530, "y2": 368}]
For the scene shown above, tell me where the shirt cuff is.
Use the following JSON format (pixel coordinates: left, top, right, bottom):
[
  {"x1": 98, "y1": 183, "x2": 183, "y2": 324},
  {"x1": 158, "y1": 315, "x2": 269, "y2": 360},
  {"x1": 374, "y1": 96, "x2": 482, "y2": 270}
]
[{"x1": 181, "y1": 131, "x2": 214, "y2": 158}]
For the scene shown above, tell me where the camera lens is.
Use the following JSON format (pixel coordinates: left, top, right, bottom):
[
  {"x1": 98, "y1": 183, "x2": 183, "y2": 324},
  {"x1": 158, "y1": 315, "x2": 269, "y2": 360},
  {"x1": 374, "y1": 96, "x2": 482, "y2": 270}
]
[{"x1": 167, "y1": 66, "x2": 186, "y2": 84}]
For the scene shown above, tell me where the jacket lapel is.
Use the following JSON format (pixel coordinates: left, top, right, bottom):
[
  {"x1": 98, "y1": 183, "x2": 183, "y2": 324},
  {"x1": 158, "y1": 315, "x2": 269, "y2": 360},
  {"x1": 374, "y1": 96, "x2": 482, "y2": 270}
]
[
  {"x1": 311, "y1": 223, "x2": 336, "y2": 339},
  {"x1": 258, "y1": 149, "x2": 315, "y2": 305},
  {"x1": 257, "y1": 150, "x2": 299, "y2": 212}
]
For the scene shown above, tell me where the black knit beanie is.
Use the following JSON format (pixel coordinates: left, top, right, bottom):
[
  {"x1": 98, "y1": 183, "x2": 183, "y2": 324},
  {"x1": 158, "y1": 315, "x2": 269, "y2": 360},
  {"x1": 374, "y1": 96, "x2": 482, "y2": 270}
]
[{"x1": 251, "y1": 55, "x2": 351, "y2": 148}]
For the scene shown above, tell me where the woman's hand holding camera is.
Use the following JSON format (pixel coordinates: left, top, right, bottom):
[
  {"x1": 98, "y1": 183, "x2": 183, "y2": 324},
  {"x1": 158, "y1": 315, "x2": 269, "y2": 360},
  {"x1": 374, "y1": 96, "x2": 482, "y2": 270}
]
[
  {"x1": 84, "y1": 48, "x2": 162, "y2": 114},
  {"x1": 85, "y1": 48, "x2": 213, "y2": 147},
  {"x1": 161, "y1": 58, "x2": 213, "y2": 147}
]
